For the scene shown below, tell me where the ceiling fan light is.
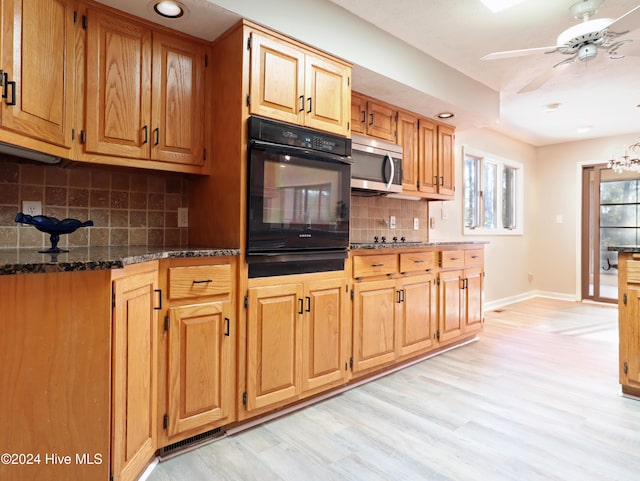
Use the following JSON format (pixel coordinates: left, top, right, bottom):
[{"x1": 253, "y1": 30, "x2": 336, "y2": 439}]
[{"x1": 578, "y1": 44, "x2": 598, "y2": 61}]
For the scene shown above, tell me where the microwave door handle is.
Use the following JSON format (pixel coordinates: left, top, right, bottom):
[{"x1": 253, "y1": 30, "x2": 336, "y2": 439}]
[{"x1": 384, "y1": 153, "x2": 395, "y2": 189}]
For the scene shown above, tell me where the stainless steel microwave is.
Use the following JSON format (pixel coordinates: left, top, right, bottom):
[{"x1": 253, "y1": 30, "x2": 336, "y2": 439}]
[{"x1": 350, "y1": 133, "x2": 403, "y2": 194}]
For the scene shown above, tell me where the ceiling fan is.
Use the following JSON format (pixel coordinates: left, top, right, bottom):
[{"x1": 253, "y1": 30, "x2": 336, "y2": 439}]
[{"x1": 481, "y1": 0, "x2": 640, "y2": 93}]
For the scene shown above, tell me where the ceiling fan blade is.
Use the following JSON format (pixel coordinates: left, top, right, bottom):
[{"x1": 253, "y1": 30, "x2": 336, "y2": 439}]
[
  {"x1": 517, "y1": 62, "x2": 572, "y2": 94},
  {"x1": 607, "y1": 5, "x2": 640, "y2": 33},
  {"x1": 481, "y1": 46, "x2": 557, "y2": 60}
]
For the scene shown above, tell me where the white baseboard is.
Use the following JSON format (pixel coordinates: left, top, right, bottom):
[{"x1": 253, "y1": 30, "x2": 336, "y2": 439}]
[{"x1": 484, "y1": 290, "x2": 579, "y2": 311}]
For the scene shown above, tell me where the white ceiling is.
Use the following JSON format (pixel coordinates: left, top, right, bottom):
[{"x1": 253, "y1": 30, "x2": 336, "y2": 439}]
[{"x1": 98, "y1": 0, "x2": 640, "y2": 147}]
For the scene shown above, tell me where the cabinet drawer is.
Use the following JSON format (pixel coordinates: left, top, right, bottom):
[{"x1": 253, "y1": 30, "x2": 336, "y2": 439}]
[
  {"x1": 353, "y1": 254, "x2": 398, "y2": 279},
  {"x1": 464, "y1": 249, "x2": 484, "y2": 267},
  {"x1": 440, "y1": 250, "x2": 464, "y2": 268},
  {"x1": 168, "y1": 264, "x2": 231, "y2": 299},
  {"x1": 628, "y1": 261, "x2": 640, "y2": 283},
  {"x1": 400, "y1": 251, "x2": 436, "y2": 274}
]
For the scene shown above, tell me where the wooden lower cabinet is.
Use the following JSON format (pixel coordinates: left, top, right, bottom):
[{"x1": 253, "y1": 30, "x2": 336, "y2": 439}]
[
  {"x1": 397, "y1": 273, "x2": 438, "y2": 359},
  {"x1": 616, "y1": 253, "x2": 640, "y2": 396},
  {"x1": 0, "y1": 270, "x2": 111, "y2": 481},
  {"x1": 438, "y1": 265, "x2": 484, "y2": 345},
  {"x1": 243, "y1": 272, "x2": 349, "y2": 417},
  {"x1": 352, "y1": 278, "x2": 397, "y2": 373},
  {"x1": 111, "y1": 265, "x2": 159, "y2": 481},
  {"x1": 158, "y1": 258, "x2": 236, "y2": 446}
]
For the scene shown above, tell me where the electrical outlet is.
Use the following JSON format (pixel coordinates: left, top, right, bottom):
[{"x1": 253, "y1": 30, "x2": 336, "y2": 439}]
[
  {"x1": 177, "y1": 208, "x2": 189, "y2": 227},
  {"x1": 22, "y1": 201, "x2": 42, "y2": 216},
  {"x1": 389, "y1": 215, "x2": 396, "y2": 229},
  {"x1": 413, "y1": 217, "x2": 419, "y2": 230}
]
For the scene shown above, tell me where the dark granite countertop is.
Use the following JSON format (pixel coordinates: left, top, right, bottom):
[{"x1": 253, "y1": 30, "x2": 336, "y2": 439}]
[
  {"x1": 0, "y1": 246, "x2": 241, "y2": 275},
  {"x1": 608, "y1": 246, "x2": 640, "y2": 253},
  {"x1": 350, "y1": 240, "x2": 489, "y2": 250}
]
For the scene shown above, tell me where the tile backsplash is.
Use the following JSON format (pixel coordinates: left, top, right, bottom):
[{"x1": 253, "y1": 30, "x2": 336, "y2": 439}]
[
  {"x1": 350, "y1": 195, "x2": 428, "y2": 243},
  {"x1": 0, "y1": 158, "x2": 189, "y2": 249}
]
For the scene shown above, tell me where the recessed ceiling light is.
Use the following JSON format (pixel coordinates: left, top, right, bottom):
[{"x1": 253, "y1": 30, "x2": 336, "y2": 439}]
[
  {"x1": 436, "y1": 112, "x2": 454, "y2": 119},
  {"x1": 154, "y1": 0, "x2": 184, "y2": 18},
  {"x1": 545, "y1": 103, "x2": 561, "y2": 112},
  {"x1": 577, "y1": 125, "x2": 592, "y2": 134},
  {"x1": 479, "y1": 0, "x2": 525, "y2": 13}
]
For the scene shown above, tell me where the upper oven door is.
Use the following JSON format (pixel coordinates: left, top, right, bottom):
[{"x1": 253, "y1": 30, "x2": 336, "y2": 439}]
[{"x1": 247, "y1": 140, "x2": 351, "y2": 254}]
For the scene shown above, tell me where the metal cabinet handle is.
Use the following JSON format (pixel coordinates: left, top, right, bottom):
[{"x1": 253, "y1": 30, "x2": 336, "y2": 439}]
[
  {"x1": 298, "y1": 298, "x2": 304, "y2": 315},
  {"x1": 142, "y1": 125, "x2": 149, "y2": 144},
  {"x1": 299, "y1": 95, "x2": 305, "y2": 112},
  {"x1": 369, "y1": 113, "x2": 374, "y2": 125},
  {"x1": 192, "y1": 279, "x2": 213, "y2": 284},
  {"x1": 372, "y1": 263, "x2": 385, "y2": 267},
  {"x1": 154, "y1": 127, "x2": 160, "y2": 146},
  {"x1": 6, "y1": 80, "x2": 16, "y2": 106},
  {"x1": 224, "y1": 317, "x2": 230, "y2": 336},
  {"x1": 307, "y1": 97, "x2": 312, "y2": 114},
  {"x1": 154, "y1": 289, "x2": 162, "y2": 310},
  {"x1": 361, "y1": 110, "x2": 366, "y2": 123},
  {"x1": 305, "y1": 296, "x2": 311, "y2": 312}
]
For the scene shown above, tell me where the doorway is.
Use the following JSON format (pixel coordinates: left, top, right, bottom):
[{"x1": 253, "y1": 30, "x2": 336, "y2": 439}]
[{"x1": 582, "y1": 165, "x2": 640, "y2": 303}]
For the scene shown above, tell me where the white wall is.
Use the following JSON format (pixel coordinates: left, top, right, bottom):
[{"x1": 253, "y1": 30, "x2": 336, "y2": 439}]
[{"x1": 535, "y1": 133, "x2": 640, "y2": 299}]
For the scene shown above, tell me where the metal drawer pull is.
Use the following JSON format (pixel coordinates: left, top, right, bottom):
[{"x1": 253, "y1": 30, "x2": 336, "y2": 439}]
[
  {"x1": 371, "y1": 263, "x2": 385, "y2": 267},
  {"x1": 449, "y1": 257, "x2": 459, "y2": 261},
  {"x1": 193, "y1": 279, "x2": 213, "y2": 284},
  {"x1": 413, "y1": 260, "x2": 425, "y2": 264},
  {"x1": 224, "y1": 318, "x2": 230, "y2": 337},
  {"x1": 154, "y1": 289, "x2": 162, "y2": 310}
]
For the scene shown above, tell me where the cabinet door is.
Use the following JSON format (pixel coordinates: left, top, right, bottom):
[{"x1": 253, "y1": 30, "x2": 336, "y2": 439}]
[
  {"x1": 304, "y1": 54, "x2": 350, "y2": 136},
  {"x1": 85, "y1": 9, "x2": 152, "y2": 159},
  {"x1": 464, "y1": 267, "x2": 483, "y2": 335},
  {"x1": 112, "y1": 270, "x2": 158, "y2": 481},
  {"x1": 249, "y1": 31, "x2": 305, "y2": 125},
  {"x1": 0, "y1": 0, "x2": 74, "y2": 148},
  {"x1": 397, "y1": 273, "x2": 437, "y2": 358},
  {"x1": 301, "y1": 278, "x2": 348, "y2": 394},
  {"x1": 438, "y1": 124, "x2": 456, "y2": 197},
  {"x1": 166, "y1": 301, "x2": 232, "y2": 437},
  {"x1": 351, "y1": 92, "x2": 367, "y2": 135},
  {"x1": 366, "y1": 100, "x2": 396, "y2": 141},
  {"x1": 621, "y1": 285, "x2": 640, "y2": 391},
  {"x1": 246, "y1": 283, "x2": 303, "y2": 411},
  {"x1": 352, "y1": 279, "x2": 397, "y2": 373},
  {"x1": 438, "y1": 269, "x2": 464, "y2": 343},
  {"x1": 152, "y1": 33, "x2": 205, "y2": 165},
  {"x1": 397, "y1": 111, "x2": 419, "y2": 193},
  {"x1": 418, "y1": 118, "x2": 437, "y2": 195}
]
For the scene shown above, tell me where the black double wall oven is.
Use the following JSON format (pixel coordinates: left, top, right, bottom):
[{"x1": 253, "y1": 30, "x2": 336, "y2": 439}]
[{"x1": 247, "y1": 116, "x2": 352, "y2": 277}]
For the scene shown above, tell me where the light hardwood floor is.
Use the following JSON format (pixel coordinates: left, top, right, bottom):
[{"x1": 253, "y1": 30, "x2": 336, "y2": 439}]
[{"x1": 147, "y1": 298, "x2": 640, "y2": 481}]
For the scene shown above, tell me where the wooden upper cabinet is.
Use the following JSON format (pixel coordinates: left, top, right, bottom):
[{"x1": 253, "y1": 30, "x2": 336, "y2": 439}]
[
  {"x1": 85, "y1": 8, "x2": 152, "y2": 159},
  {"x1": 248, "y1": 30, "x2": 351, "y2": 136},
  {"x1": 84, "y1": 8, "x2": 205, "y2": 166},
  {"x1": 438, "y1": 123, "x2": 456, "y2": 197},
  {"x1": 152, "y1": 33, "x2": 205, "y2": 165},
  {"x1": 249, "y1": 31, "x2": 305, "y2": 125},
  {"x1": 397, "y1": 110, "x2": 419, "y2": 193},
  {"x1": 350, "y1": 92, "x2": 396, "y2": 142},
  {"x1": 350, "y1": 91, "x2": 367, "y2": 135},
  {"x1": 0, "y1": 0, "x2": 75, "y2": 149},
  {"x1": 418, "y1": 118, "x2": 437, "y2": 195}
]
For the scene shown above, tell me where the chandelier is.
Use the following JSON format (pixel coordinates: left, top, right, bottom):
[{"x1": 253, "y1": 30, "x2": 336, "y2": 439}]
[{"x1": 607, "y1": 141, "x2": 640, "y2": 173}]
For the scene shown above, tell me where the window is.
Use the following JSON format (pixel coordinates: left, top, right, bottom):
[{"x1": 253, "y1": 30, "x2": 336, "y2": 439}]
[{"x1": 463, "y1": 147, "x2": 523, "y2": 235}]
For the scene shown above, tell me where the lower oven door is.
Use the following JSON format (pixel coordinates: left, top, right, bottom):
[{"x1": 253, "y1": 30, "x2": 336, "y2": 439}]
[{"x1": 247, "y1": 249, "x2": 348, "y2": 278}]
